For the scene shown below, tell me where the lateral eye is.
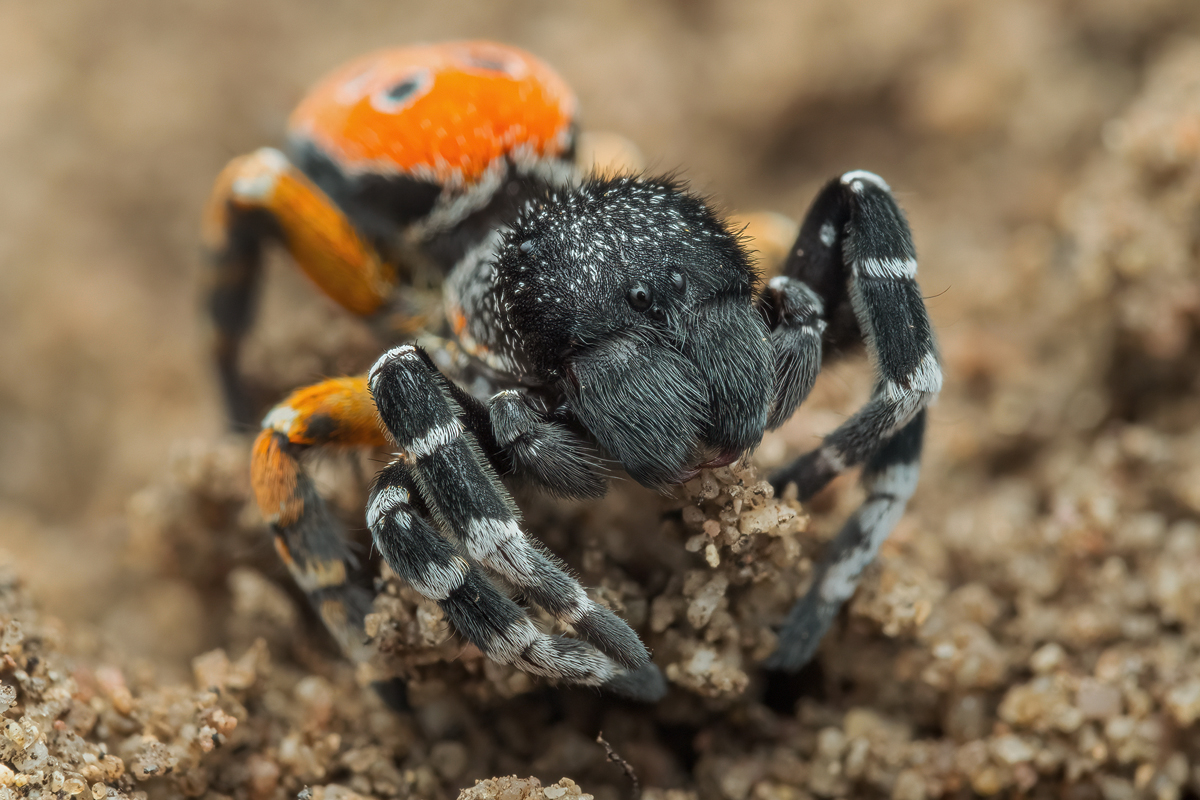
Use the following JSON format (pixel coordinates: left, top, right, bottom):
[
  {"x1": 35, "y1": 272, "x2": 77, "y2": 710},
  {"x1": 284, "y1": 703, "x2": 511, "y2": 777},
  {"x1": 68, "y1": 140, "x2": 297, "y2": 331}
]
[{"x1": 627, "y1": 282, "x2": 654, "y2": 312}]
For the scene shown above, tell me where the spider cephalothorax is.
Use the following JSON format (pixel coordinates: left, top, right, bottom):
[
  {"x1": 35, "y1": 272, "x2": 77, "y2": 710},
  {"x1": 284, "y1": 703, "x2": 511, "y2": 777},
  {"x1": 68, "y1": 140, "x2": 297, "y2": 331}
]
[
  {"x1": 205, "y1": 41, "x2": 941, "y2": 701},
  {"x1": 452, "y1": 176, "x2": 774, "y2": 487}
]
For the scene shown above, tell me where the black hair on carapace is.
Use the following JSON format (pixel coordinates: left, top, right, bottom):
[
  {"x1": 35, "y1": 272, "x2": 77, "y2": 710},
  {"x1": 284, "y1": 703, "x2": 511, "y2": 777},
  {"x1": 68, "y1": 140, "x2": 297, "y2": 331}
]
[
  {"x1": 491, "y1": 175, "x2": 773, "y2": 486},
  {"x1": 496, "y1": 175, "x2": 760, "y2": 375}
]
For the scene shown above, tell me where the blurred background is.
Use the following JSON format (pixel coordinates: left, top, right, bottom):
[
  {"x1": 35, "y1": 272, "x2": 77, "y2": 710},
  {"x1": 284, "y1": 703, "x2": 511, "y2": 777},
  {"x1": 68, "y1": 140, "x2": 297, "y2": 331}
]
[
  {"x1": 3, "y1": 1, "x2": 1200, "y2": 797},
  {"x1": 1, "y1": 0, "x2": 1188, "y2": 523}
]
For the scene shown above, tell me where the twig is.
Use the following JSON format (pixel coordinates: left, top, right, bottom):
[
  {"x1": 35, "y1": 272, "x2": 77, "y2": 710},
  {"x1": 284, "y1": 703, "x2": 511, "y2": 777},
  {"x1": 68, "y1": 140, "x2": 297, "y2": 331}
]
[{"x1": 596, "y1": 732, "x2": 640, "y2": 800}]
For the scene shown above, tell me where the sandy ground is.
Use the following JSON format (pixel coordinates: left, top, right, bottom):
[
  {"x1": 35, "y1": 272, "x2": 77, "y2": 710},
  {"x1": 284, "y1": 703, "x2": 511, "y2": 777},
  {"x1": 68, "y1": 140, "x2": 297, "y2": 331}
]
[{"x1": 2, "y1": 1, "x2": 1200, "y2": 798}]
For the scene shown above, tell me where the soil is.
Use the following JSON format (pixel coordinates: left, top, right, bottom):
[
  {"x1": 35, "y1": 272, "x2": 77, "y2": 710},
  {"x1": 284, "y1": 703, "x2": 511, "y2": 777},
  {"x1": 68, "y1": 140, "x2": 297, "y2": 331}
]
[{"x1": 2, "y1": 2, "x2": 1200, "y2": 799}]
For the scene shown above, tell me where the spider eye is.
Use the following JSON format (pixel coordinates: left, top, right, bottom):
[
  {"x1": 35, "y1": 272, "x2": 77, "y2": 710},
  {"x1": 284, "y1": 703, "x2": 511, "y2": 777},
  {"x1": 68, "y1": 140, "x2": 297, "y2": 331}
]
[
  {"x1": 627, "y1": 282, "x2": 654, "y2": 312},
  {"x1": 671, "y1": 271, "x2": 686, "y2": 292}
]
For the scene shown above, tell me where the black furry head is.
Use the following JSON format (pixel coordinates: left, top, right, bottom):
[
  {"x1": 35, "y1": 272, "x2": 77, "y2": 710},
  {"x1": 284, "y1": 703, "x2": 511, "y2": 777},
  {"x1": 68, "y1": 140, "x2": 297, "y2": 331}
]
[{"x1": 493, "y1": 175, "x2": 773, "y2": 487}]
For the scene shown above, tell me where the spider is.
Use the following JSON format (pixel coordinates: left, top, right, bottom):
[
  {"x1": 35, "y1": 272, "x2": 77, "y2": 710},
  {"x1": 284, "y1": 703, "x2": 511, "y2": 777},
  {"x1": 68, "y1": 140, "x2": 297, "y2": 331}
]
[{"x1": 203, "y1": 40, "x2": 941, "y2": 701}]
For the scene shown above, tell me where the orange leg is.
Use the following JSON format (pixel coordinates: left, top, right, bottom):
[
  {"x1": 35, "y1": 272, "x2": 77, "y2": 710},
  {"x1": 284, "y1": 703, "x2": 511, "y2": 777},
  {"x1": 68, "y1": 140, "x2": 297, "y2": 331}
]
[
  {"x1": 250, "y1": 376, "x2": 388, "y2": 660},
  {"x1": 203, "y1": 148, "x2": 434, "y2": 427}
]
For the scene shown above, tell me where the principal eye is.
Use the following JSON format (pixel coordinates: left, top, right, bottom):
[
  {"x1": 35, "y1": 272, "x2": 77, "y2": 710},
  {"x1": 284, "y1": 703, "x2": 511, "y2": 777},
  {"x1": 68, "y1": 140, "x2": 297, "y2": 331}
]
[{"x1": 627, "y1": 282, "x2": 654, "y2": 312}]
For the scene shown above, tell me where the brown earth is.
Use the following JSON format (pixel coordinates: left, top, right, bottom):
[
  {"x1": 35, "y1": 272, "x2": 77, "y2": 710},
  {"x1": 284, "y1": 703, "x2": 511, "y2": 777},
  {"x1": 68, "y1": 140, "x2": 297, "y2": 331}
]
[{"x1": 2, "y1": 1, "x2": 1200, "y2": 799}]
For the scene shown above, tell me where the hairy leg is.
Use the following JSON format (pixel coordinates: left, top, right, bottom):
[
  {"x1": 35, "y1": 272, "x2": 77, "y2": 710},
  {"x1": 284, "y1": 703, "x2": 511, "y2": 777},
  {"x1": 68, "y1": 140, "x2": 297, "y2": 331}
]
[
  {"x1": 766, "y1": 171, "x2": 941, "y2": 670},
  {"x1": 766, "y1": 410, "x2": 926, "y2": 670},
  {"x1": 249, "y1": 376, "x2": 386, "y2": 660},
  {"x1": 368, "y1": 459, "x2": 664, "y2": 700},
  {"x1": 204, "y1": 148, "x2": 430, "y2": 427},
  {"x1": 367, "y1": 345, "x2": 663, "y2": 696}
]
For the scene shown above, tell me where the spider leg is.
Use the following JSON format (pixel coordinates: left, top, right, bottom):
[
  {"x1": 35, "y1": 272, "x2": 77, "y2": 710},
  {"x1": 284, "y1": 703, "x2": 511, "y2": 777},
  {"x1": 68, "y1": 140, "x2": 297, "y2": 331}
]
[
  {"x1": 249, "y1": 376, "x2": 388, "y2": 660},
  {"x1": 771, "y1": 171, "x2": 941, "y2": 499},
  {"x1": 369, "y1": 460, "x2": 664, "y2": 700},
  {"x1": 368, "y1": 345, "x2": 605, "y2": 500},
  {"x1": 766, "y1": 171, "x2": 941, "y2": 671},
  {"x1": 249, "y1": 375, "x2": 663, "y2": 700},
  {"x1": 765, "y1": 409, "x2": 925, "y2": 670},
  {"x1": 392, "y1": 345, "x2": 606, "y2": 499},
  {"x1": 759, "y1": 276, "x2": 826, "y2": 429},
  {"x1": 367, "y1": 345, "x2": 652, "y2": 673},
  {"x1": 488, "y1": 390, "x2": 607, "y2": 499},
  {"x1": 203, "y1": 148, "x2": 432, "y2": 427}
]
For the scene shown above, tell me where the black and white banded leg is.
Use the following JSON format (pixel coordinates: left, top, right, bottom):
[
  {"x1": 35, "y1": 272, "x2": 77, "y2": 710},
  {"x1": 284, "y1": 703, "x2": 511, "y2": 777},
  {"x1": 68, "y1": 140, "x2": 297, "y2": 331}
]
[
  {"x1": 367, "y1": 345, "x2": 663, "y2": 699},
  {"x1": 403, "y1": 338, "x2": 607, "y2": 500},
  {"x1": 767, "y1": 170, "x2": 941, "y2": 670},
  {"x1": 765, "y1": 410, "x2": 925, "y2": 669},
  {"x1": 367, "y1": 461, "x2": 661, "y2": 698}
]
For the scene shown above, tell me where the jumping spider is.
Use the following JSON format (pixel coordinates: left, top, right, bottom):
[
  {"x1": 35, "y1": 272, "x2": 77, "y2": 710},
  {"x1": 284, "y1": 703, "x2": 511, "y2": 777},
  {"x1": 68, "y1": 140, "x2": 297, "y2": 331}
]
[{"x1": 203, "y1": 40, "x2": 941, "y2": 701}]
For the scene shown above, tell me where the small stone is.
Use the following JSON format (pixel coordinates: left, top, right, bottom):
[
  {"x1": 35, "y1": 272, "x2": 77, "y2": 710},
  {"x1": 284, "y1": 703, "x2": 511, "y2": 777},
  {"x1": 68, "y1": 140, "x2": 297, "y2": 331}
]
[
  {"x1": 893, "y1": 769, "x2": 927, "y2": 800},
  {"x1": 1098, "y1": 776, "x2": 1136, "y2": 800},
  {"x1": 247, "y1": 756, "x2": 279, "y2": 800},
  {"x1": 970, "y1": 766, "x2": 1005, "y2": 796},
  {"x1": 737, "y1": 504, "x2": 780, "y2": 536},
  {"x1": 1030, "y1": 643, "x2": 1065, "y2": 673},
  {"x1": 0, "y1": 685, "x2": 16, "y2": 713},
  {"x1": 192, "y1": 649, "x2": 233, "y2": 691},
  {"x1": 1165, "y1": 680, "x2": 1200, "y2": 725},
  {"x1": 682, "y1": 506, "x2": 707, "y2": 529},
  {"x1": 95, "y1": 667, "x2": 133, "y2": 716},
  {"x1": 991, "y1": 734, "x2": 1035, "y2": 765},
  {"x1": 816, "y1": 727, "x2": 846, "y2": 760},
  {"x1": 687, "y1": 575, "x2": 728, "y2": 629},
  {"x1": 697, "y1": 473, "x2": 721, "y2": 500},
  {"x1": 1076, "y1": 679, "x2": 1122, "y2": 719},
  {"x1": 3, "y1": 722, "x2": 24, "y2": 749},
  {"x1": 0, "y1": 622, "x2": 23, "y2": 655},
  {"x1": 295, "y1": 675, "x2": 335, "y2": 728}
]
